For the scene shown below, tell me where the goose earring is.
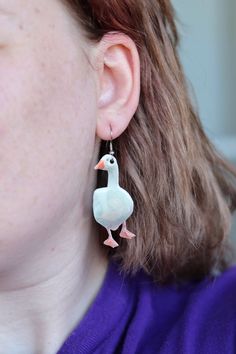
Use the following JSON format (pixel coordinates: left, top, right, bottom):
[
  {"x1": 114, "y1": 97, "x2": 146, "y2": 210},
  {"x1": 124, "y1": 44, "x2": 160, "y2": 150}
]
[{"x1": 92, "y1": 125, "x2": 136, "y2": 248}]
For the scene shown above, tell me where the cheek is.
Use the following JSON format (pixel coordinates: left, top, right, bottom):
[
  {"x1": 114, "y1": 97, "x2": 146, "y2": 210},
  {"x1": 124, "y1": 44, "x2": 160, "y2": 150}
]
[{"x1": 0, "y1": 44, "x2": 96, "y2": 249}]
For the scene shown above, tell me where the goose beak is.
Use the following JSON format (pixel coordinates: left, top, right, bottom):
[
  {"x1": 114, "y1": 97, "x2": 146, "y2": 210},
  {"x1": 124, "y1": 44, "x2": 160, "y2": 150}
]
[{"x1": 94, "y1": 160, "x2": 105, "y2": 170}]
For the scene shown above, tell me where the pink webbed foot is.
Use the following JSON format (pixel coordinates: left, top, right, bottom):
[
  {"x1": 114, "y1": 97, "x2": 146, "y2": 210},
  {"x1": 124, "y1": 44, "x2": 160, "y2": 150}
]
[
  {"x1": 119, "y1": 229, "x2": 136, "y2": 239},
  {"x1": 103, "y1": 237, "x2": 119, "y2": 248}
]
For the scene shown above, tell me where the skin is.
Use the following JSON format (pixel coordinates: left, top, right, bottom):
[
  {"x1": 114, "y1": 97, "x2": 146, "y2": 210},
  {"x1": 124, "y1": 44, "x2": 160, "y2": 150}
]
[{"x1": 0, "y1": 0, "x2": 140, "y2": 353}]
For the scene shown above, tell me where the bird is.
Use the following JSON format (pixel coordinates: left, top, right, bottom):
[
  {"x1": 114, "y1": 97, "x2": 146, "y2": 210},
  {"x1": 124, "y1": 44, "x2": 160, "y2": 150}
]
[{"x1": 93, "y1": 153, "x2": 136, "y2": 248}]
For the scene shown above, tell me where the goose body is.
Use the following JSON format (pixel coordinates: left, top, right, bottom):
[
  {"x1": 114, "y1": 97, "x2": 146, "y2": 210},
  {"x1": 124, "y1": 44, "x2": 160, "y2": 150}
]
[{"x1": 93, "y1": 186, "x2": 134, "y2": 230}]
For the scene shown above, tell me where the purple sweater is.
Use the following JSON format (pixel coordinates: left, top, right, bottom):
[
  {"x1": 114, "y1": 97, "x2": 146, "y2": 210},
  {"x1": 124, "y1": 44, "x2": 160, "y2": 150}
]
[{"x1": 57, "y1": 259, "x2": 236, "y2": 353}]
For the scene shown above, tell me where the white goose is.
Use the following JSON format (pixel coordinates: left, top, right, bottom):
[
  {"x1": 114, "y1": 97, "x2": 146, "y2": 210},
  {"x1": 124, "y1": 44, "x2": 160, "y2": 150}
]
[{"x1": 93, "y1": 154, "x2": 136, "y2": 248}]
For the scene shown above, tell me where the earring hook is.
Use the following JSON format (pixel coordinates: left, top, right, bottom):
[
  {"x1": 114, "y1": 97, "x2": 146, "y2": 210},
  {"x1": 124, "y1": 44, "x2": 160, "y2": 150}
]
[{"x1": 109, "y1": 124, "x2": 115, "y2": 156}]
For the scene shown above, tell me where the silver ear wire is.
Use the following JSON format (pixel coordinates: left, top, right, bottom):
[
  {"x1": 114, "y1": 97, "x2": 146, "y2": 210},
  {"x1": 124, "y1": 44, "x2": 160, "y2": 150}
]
[{"x1": 109, "y1": 124, "x2": 115, "y2": 156}]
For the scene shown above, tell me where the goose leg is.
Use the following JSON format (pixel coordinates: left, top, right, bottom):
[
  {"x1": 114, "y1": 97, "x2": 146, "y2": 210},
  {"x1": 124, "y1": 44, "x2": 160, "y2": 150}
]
[
  {"x1": 119, "y1": 221, "x2": 136, "y2": 239},
  {"x1": 104, "y1": 229, "x2": 119, "y2": 248}
]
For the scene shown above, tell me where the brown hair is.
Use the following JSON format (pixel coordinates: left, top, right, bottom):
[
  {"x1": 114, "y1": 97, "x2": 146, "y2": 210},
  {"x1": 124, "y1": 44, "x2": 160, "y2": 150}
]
[{"x1": 63, "y1": 0, "x2": 236, "y2": 283}]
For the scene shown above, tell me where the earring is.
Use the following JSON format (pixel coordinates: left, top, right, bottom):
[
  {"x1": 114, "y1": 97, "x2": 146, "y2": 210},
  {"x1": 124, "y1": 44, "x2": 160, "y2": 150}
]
[{"x1": 93, "y1": 125, "x2": 136, "y2": 248}]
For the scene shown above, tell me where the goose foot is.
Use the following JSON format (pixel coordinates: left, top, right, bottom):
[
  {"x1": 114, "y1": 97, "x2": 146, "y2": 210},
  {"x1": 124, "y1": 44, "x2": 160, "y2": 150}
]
[
  {"x1": 119, "y1": 221, "x2": 136, "y2": 239},
  {"x1": 103, "y1": 237, "x2": 119, "y2": 248},
  {"x1": 104, "y1": 228, "x2": 119, "y2": 248},
  {"x1": 119, "y1": 229, "x2": 136, "y2": 239}
]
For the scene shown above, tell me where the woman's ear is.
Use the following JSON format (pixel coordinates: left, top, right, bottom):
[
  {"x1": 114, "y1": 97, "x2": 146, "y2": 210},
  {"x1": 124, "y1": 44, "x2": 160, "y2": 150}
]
[{"x1": 93, "y1": 32, "x2": 140, "y2": 141}]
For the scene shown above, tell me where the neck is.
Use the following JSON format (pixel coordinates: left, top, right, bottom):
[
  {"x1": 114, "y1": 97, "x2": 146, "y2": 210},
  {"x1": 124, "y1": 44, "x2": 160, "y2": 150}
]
[
  {"x1": 0, "y1": 215, "x2": 108, "y2": 354},
  {"x1": 107, "y1": 165, "x2": 119, "y2": 187}
]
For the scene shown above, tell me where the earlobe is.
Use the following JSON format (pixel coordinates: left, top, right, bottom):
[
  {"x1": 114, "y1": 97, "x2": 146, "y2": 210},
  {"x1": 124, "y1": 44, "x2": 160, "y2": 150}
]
[{"x1": 95, "y1": 32, "x2": 140, "y2": 141}]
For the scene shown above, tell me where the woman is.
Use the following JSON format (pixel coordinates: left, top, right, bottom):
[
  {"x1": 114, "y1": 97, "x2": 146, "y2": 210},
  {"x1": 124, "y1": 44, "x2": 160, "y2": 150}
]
[{"x1": 1, "y1": 0, "x2": 236, "y2": 353}]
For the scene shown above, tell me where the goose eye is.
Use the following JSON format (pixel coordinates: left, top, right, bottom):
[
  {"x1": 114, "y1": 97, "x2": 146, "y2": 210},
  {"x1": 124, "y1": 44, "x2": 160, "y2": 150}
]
[{"x1": 110, "y1": 158, "x2": 114, "y2": 164}]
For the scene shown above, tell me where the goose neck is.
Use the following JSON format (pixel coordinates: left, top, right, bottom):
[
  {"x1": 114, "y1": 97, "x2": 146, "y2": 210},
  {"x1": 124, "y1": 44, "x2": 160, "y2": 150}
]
[{"x1": 107, "y1": 166, "x2": 119, "y2": 187}]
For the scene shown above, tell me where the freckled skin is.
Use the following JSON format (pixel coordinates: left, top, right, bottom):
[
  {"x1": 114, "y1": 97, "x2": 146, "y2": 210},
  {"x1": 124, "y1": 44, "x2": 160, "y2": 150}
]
[{"x1": 0, "y1": 0, "x2": 98, "y2": 283}]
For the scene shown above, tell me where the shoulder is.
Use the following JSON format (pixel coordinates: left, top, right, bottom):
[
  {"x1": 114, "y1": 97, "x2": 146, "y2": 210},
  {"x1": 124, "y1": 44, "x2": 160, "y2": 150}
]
[{"x1": 119, "y1": 262, "x2": 236, "y2": 354}]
